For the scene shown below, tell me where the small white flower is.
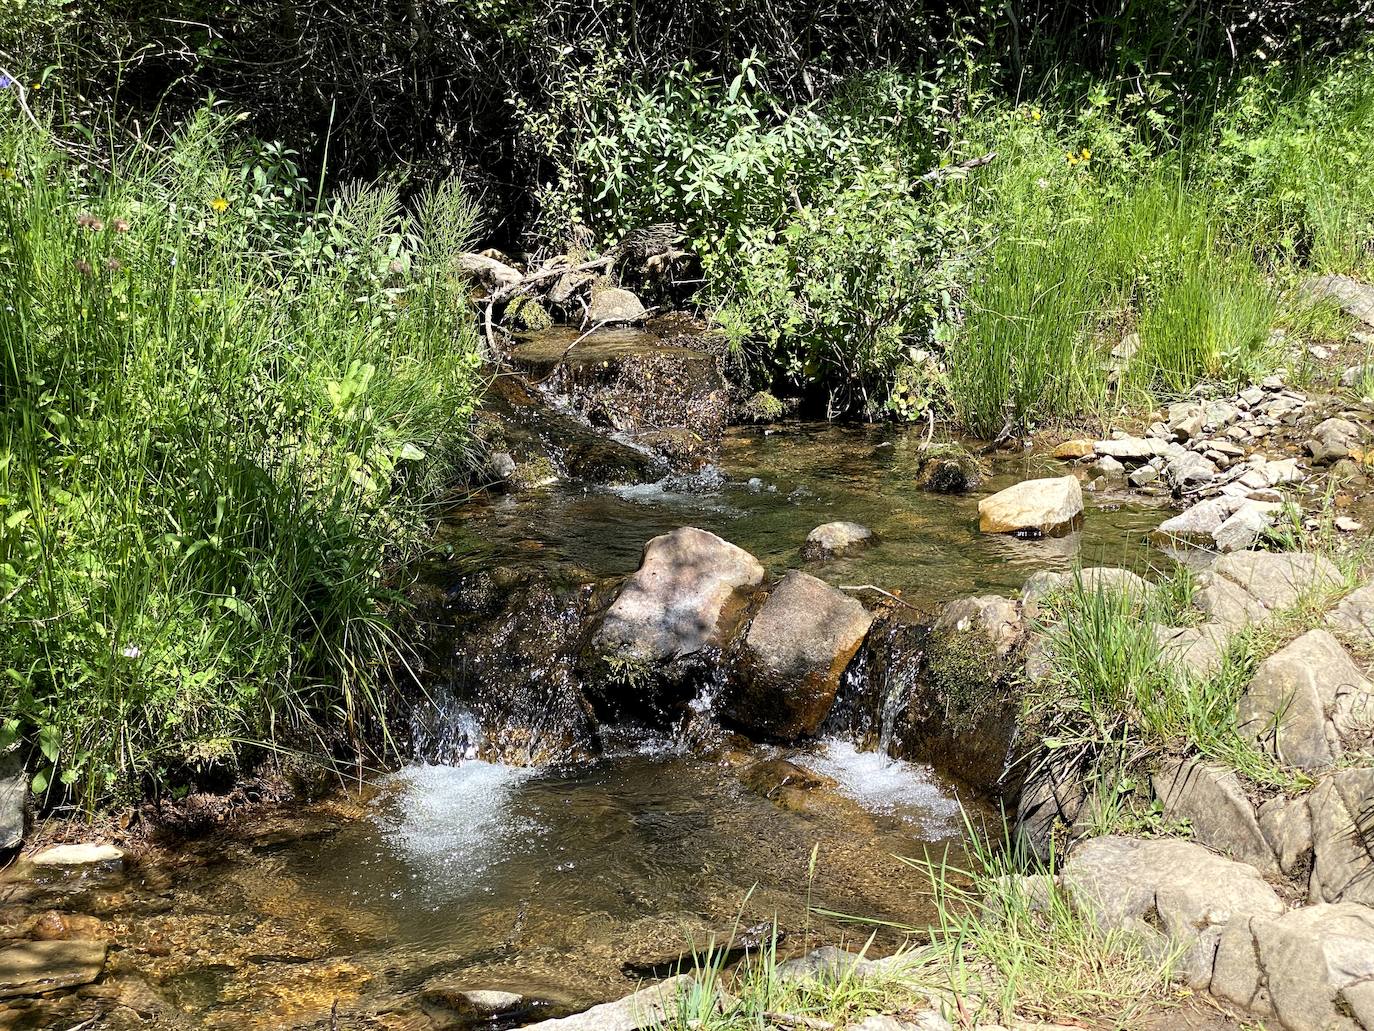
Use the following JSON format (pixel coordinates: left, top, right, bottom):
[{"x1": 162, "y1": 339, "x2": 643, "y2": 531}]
[{"x1": 121, "y1": 644, "x2": 142, "y2": 659}]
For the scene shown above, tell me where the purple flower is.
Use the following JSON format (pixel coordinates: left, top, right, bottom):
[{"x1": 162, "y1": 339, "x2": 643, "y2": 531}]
[{"x1": 0, "y1": 75, "x2": 12, "y2": 90}]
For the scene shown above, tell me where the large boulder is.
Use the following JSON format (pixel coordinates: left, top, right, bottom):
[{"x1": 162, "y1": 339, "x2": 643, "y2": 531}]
[
  {"x1": 1308, "y1": 768, "x2": 1374, "y2": 907},
  {"x1": 586, "y1": 286, "x2": 648, "y2": 325},
  {"x1": 978, "y1": 476, "x2": 1083, "y2": 537},
  {"x1": 1237, "y1": 629, "x2": 1374, "y2": 771},
  {"x1": 1212, "y1": 902, "x2": 1374, "y2": 1031},
  {"x1": 725, "y1": 571, "x2": 874, "y2": 740},
  {"x1": 1212, "y1": 552, "x2": 1343, "y2": 614},
  {"x1": 1061, "y1": 836, "x2": 1285, "y2": 988},
  {"x1": 592, "y1": 528, "x2": 764, "y2": 664},
  {"x1": 1151, "y1": 760, "x2": 1277, "y2": 874},
  {"x1": 1154, "y1": 622, "x2": 1229, "y2": 676},
  {"x1": 801, "y1": 521, "x2": 875, "y2": 561}
]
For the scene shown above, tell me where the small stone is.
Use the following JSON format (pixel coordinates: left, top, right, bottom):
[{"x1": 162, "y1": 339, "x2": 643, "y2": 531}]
[
  {"x1": 1165, "y1": 451, "x2": 1217, "y2": 490},
  {"x1": 1092, "y1": 437, "x2": 1163, "y2": 462},
  {"x1": 1340, "y1": 363, "x2": 1372, "y2": 388},
  {"x1": 1167, "y1": 402, "x2": 1205, "y2": 441},
  {"x1": 517, "y1": 975, "x2": 696, "y2": 1030},
  {"x1": 1239, "y1": 386, "x2": 1266, "y2": 406},
  {"x1": 1328, "y1": 584, "x2": 1374, "y2": 644},
  {"x1": 1092, "y1": 455, "x2": 1127, "y2": 484},
  {"x1": 935, "y1": 594, "x2": 1022, "y2": 655},
  {"x1": 1256, "y1": 794, "x2": 1313, "y2": 878},
  {"x1": 1151, "y1": 760, "x2": 1276, "y2": 874},
  {"x1": 586, "y1": 287, "x2": 648, "y2": 325},
  {"x1": 1212, "y1": 500, "x2": 1282, "y2": 553},
  {"x1": 1051, "y1": 439, "x2": 1096, "y2": 459},
  {"x1": 1261, "y1": 374, "x2": 1285, "y2": 390},
  {"x1": 1298, "y1": 273, "x2": 1374, "y2": 324},
  {"x1": 1263, "y1": 458, "x2": 1302, "y2": 485},
  {"x1": 1308, "y1": 767, "x2": 1374, "y2": 906},
  {"x1": 1127, "y1": 464, "x2": 1159, "y2": 487},
  {"x1": 489, "y1": 451, "x2": 518, "y2": 481},
  {"x1": 1306, "y1": 417, "x2": 1362, "y2": 465},
  {"x1": 30, "y1": 843, "x2": 123, "y2": 867},
  {"x1": 1336, "y1": 516, "x2": 1363, "y2": 533}
]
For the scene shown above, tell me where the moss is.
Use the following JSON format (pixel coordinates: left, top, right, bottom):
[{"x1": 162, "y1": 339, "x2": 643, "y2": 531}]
[
  {"x1": 600, "y1": 654, "x2": 658, "y2": 692},
  {"x1": 914, "y1": 441, "x2": 982, "y2": 493},
  {"x1": 740, "y1": 390, "x2": 785, "y2": 423},
  {"x1": 514, "y1": 455, "x2": 558, "y2": 488},
  {"x1": 924, "y1": 626, "x2": 1014, "y2": 735},
  {"x1": 509, "y1": 296, "x2": 554, "y2": 331}
]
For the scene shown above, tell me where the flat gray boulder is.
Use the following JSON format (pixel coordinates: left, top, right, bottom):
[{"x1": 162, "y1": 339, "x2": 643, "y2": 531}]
[
  {"x1": 1238, "y1": 629, "x2": 1374, "y2": 771},
  {"x1": 1152, "y1": 760, "x2": 1276, "y2": 874},
  {"x1": 516, "y1": 974, "x2": 696, "y2": 1030},
  {"x1": 725, "y1": 570, "x2": 874, "y2": 740},
  {"x1": 978, "y1": 475, "x2": 1083, "y2": 536},
  {"x1": 1328, "y1": 584, "x2": 1374, "y2": 646},
  {"x1": 1154, "y1": 622, "x2": 1229, "y2": 676},
  {"x1": 1213, "y1": 902, "x2": 1374, "y2": 1030},
  {"x1": 593, "y1": 527, "x2": 764, "y2": 662},
  {"x1": 1308, "y1": 767, "x2": 1374, "y2": 907},
  {"x1": 1061, "y1": 836, "x2": 1284, "y2": 988},
  {"x1": 1213, "y1": 552, "x2": 1343, "y2": 613},
  {"x1": 801, "y1": 520, "x2": 875, "y2": 561},
  {"x1": 0, "y1": 939, "x2": 107, "y2": 998},
  {"x1": 1300, "y1": 274, "x2": 1374, "y2": 325}
]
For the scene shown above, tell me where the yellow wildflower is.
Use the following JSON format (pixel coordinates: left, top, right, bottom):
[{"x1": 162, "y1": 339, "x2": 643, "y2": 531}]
[
  {"x1": 210, "y1": 196, "x2": 229, "y2": 213},
  {"x1": 1031, "y1": 107, "x2": 1042, "y2": 122},
  {"x1": 1081, "y1": 147, "x2": 1092, "y2": 161}
]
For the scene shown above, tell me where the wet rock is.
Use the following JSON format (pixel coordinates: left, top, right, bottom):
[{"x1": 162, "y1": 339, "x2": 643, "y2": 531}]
[
  {"x1": 0, "y1": 939, "x2": 107, "y2": 998},
  {"x1": 30, "y1": 843, "x2": 123, "y2": 867},
  {"x1": 489, "y1": 450, "x2": 518, "y2": 481},
  {"x1": 1061, "y1": 836, "x2": 1284, "y2": 988},
  {"x1": 1091, "y1": 455, "x2": 1127, "y2": 485},
  {"x1": 517, "y1": 974, "x2": 697, "y2": 1030},
  {"x1": 725, "y1": 570, "x2": 874, "y2": 740},
  {"x1": 801, "y1": 521, "x2": 875, "y2": 561},
  {"x1": 739, "y1": 757, "x2": 836, "y2": 804},
  {"x1": 1213, "y1": 551, "x2": 1343, "y2": 613},
  {"x1": 1327, "y1": 584, "x2": 1374, "y2": 645},
  {"x1": 586, "y1": 286, "x2": 647, "y2": 325},
  {"x1": 422, "y1": 982, "x2": 527, "y2": 1019},
  {"x1": 1308, "y1": 767, "x2": 1374, "y2": 907},
  {"x1": 1212, "y1": 902, "x2": 1374, "y2": 1030},
  {"x1": 28, "y1": 912, "x2": 104, "y2": 942},
  {"x1": 978, "y1": 476, "x2": 1083, "y2": 537},
  {"x1": 1151, "y1": 760, "x2": 1276, "y2": 874},
  {"x1": 1256, "y1": 794, "x2": 1314, "y2": 879},
  {"x1": 914, "y1": 444, "x2": 981, "y2": 493},
  {"x1": 934, "y1": 595, "x2": 1021, "y2": 656},
  {"x1": 0, "y1": 753, "x2": 22, "y2": 852},
  {"x1": 1306, "y1": 417, "x2": 1363, "y2": 465},
  {"x1": 594, "y1": 528, "x2": 764, "y2": 664},
  {"x1": 1128, "y1": 464, "x2": 1159, "y2": 487},
  {"x1": 1238, "y1": 629, "x2": 1374, "y2": 771},
  {"x1": 1299, "y1": 273, "x2": 1374, "y2": 325}
]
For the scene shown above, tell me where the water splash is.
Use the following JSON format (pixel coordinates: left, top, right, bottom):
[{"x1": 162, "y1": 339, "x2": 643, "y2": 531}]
[
  {"x1": 877, "y1": 677, "x2": 910, "y2": 754},
  {"x1": 803, "y1": 738, "x2": 960, "y2": 836},
  {"x1": 408, "y1": 698, "x2": 484, "y2": 764}
]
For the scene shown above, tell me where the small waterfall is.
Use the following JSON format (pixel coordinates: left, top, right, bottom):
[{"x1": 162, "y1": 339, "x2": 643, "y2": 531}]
[
  {"x1": 877, "y1": 677, "x2": 911, "y2": 754},
  {"x1": 409, "y1": 696, "x2": 484, "y2": 764}
]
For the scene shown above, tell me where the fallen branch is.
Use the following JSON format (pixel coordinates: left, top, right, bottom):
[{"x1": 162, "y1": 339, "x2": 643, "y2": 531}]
[
  {"x1": 837, "y1": 584, "x2": 921, "y2": 611},
  {"x1": 917, "y1": 150, "x2": 997, "y2": 183},
  {"x1": 490, "y1": 254, "x2": 614, "y2": 304}
]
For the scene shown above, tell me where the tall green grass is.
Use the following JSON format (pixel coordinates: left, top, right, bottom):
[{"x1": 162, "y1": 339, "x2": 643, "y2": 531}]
[{"x1": 0, "y1": 107, "x2": 482, "y2": 806}]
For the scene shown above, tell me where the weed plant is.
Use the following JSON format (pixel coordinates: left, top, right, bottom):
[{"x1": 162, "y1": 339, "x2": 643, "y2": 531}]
[{"x1": 0, "y1": 107, "x2": 482, "y2": 806}]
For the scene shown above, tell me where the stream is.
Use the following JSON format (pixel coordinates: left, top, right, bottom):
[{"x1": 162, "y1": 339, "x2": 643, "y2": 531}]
[{"x1": 3, "y1": 422, "x2": 1174, "y2": 1030}]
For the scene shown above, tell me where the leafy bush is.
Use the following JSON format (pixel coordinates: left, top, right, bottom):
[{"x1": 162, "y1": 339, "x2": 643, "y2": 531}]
[{"x1": 0, "y1": 106, "x2": 482, "y2": 806}]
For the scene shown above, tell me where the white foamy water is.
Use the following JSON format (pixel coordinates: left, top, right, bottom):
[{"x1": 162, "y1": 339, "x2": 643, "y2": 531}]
[
  {"x1": 802, "y1": 739, "x2": 962, "y2": 836},
  {"x1": 374, "y1": 761, "x2": 541, "y2": 888}
]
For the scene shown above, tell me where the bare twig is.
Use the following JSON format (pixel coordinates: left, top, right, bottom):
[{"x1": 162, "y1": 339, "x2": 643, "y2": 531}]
[
  {"x1": 763, "y1": 1013, "x2": 835, "y2": 1031},
  {"x1": 917, "y1": 150, "x2": 997, "y2": 183},
  {"x1": 837, "y1": 584, "x2": 921, "y2": 611}
]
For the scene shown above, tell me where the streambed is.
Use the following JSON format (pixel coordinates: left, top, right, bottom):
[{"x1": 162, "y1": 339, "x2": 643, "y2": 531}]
[{"x1": 2, "y1": 423, "x2": 1179, "y2": 1030}]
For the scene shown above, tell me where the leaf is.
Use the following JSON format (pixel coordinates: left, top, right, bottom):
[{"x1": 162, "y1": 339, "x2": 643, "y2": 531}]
[{"x1": 397, "y1": 442, "x2": 426, "y2": 462}]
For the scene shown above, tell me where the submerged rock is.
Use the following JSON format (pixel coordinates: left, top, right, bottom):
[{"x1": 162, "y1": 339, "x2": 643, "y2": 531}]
[
  {"x1": 30, "y1": 843, "x2": 123, "y2": 867},
  {"x1": 725, "y1": 570, "x2": 874, "y2": 740},
  {"x1": 801, "y1": 521, "x2": 875, "y2": 561},
  {"x1": 914, "y1": 444, "x2": 981, "y2": 493},
  {"x1": 0, "y1": 939, "x2": 108, "y2": 998},
  {"x1": 977, "y1": 475, "x2": 1083, "y2": 536},
  {"x1": 594, "y1": 528, "x2": 763, "y2": 665}
]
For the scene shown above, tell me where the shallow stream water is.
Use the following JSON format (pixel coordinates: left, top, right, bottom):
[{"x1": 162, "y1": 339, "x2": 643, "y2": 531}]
[{"x1": 3, "y1": 422, "x2": 1178, "y2": 1030}]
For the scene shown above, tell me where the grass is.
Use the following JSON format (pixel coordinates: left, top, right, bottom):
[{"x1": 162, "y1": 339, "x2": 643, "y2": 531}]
[{"x1": 0, "y1": 106, "x2": 483, "y2": 807}]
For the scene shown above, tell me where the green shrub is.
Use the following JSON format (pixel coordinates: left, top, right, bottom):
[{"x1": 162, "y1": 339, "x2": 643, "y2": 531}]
[{"x1": 0, "y1": 107, "x2": 482, "y2": 806}]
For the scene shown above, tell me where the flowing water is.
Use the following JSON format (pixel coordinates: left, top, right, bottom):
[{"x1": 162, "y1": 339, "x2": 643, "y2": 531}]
[{"x1": 1, "y1": 423, "x2": 1176, "y2": 1030}]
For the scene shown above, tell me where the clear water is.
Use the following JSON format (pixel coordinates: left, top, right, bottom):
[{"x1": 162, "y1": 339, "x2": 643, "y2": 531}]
[{"x1": 439, "y1": 422, "x2": 1171, "y2": 608}]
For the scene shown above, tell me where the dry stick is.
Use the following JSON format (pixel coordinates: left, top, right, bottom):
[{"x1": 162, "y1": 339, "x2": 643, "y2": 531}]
[
  {"x1": 837, "y1": 584, "x2": 921, "y2": 611},
  {"x1": 491, "y1": 254, "x2": 615, "y2": 304},
  {"x1": 916, "y1": 150, "x2": 998, "y2": 183},
  {"x1": 763, "y1": 1013, "x2": 836, "y2": 1031}
]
